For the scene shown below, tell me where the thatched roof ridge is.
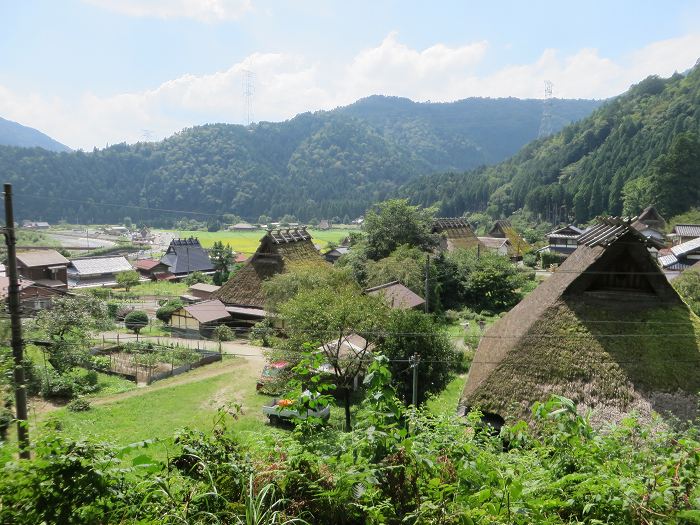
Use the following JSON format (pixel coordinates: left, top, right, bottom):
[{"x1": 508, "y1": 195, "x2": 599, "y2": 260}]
[
  {"x1": 460, "y1": 218, "x2": 696, "y2": 424},
  {"x1": 432, "y1": 217, "x2": 481, "y2": 251}
]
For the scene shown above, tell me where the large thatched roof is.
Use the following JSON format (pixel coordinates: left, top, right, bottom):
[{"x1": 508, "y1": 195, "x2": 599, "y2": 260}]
[
  {"x1": 460, "y1": 217, "x2": 700, "y2": 424},
  {"x1": 214, "y1": 228, "x2": 325, "y2": 308},
  {"x1": 432, "y1": 217, "x2": 481, "y2": 251}
]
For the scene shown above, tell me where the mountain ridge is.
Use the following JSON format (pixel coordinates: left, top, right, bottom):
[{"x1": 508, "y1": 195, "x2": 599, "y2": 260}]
[{"x1": 0, "y1": 117, "x2": 71, "y2": 152}]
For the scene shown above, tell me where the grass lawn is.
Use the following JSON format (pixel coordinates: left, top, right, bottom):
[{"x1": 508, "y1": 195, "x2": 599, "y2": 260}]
[
  {"x1": 166, "y1": 228, "x2": 356, "y2": 253},
  {"x1": 424, "y1": 374, "x2": 467, "y2": 415}
]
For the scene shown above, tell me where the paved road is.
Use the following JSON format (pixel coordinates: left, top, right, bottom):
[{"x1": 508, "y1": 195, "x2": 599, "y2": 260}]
[{"x1": 97, "y1": 331, "x2": 267, "y2": 361}]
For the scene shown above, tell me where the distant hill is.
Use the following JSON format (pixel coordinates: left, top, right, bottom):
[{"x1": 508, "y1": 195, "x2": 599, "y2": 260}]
[
  {"x1": 0, "y1": 96, "x2": 600, "y2": 223},
  {"x1": 0, "y1": 117, "x2": 70, "y2": 152},
  {"x1": 400, "y1": 65, "x2": 700, "y2": 222}
]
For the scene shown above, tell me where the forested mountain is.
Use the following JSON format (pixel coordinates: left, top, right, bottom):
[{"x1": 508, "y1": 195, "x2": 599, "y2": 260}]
[
  {"x1": 0, "y1": 96, "x2": 599, "y2": 224},
  {"x1": 400, "y1": 65, "x2": 700, "y2": 222},
  {"x1": 0, "y1": 117, "x2": 70, "y2": 152}
]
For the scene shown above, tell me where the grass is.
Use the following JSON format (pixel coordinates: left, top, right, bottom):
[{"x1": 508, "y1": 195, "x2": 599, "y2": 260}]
[
  {"x1": 121, "y1": 281, "x2": 188, "y2": 297},
  {"x1": 425, "y1": 374, "x2": 467, "y2": 415},
  {"x1": 165, "y1": 228, "x2": 355, "y2": 253}
]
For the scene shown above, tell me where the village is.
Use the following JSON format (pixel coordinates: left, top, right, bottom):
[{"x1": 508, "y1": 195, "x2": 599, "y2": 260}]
[{"x1": 2, "y1": 201, "x2": 699, "y2": 441}]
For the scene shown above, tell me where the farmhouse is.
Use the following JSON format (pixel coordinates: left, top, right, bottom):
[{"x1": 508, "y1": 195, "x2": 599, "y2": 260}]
[
  {"x1": 538, "y1": 224, "x2": 583, "y2": 257},
  {"x1": 365, "y1": 281, "x2": 425, "y2": 310},
  {"x1": 318, "y1": 219, "x2": 331, "y2": 230},
  {"x1": 16, "y1": 249, "x2": 69, "y2": 289},
  {"x1": 231, "y1": 222, "x2": 256, "y2": 231},
  {"x1": 670, "y1": 224, "x2": 700, "y2": 245},
  {"x1": 160, "y1": 238, "x2": 214, "y2": 277},
  {"x1": 0, "y1": 276, "x2": 69, "y2": 315},
  {"x1": 484, "y1": 219, "x2": 530, "y2": 259},
  {"x1": 432, "y1": 217, "x2": 481, "y2": 252},
  {"x1": 214, "y1": 228, "x2": 325, "y2": 322},
  {"x1": 658, "y1": 237, "x2": 700, "y2": 277},
  {"x1": 170, "y1": 299, "x2": 231, "y2": 338},
  {"x1": 460, "y1": 217, "x2": 700, "y2": 425},
  {"x1": 324, "y1": 246, "x2": 350, "y2": 263},
  {"x1": 22, "y1": 221, "x2": 50, "y2": 230},
  {"x1": 476, "y1": 236, "x2": 512, "y2": 256},
  {"x1": 134, "y1": 258, "x2": 171, "y2": 280},
  {"x1": 631, "y1": 206, "x2": 667, "y2": 249},
  {"x1": 68, "y1": 256, "x2": 134, "y2": 288}
]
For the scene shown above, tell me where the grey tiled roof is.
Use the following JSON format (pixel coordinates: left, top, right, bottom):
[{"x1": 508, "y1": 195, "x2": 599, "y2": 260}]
[{"x1": 69, "y1": 256, "x2": 133, "y2": 276}]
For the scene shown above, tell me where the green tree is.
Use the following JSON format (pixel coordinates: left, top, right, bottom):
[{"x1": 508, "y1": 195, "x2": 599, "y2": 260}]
[
  {"x1": 376, "y1": 309, "x2": 458, "y2": 404},
  {"x1": 363, "y1": 199, "x2": 437, "y2": 260},
  {"x1": 156, "y1": 299, "x2": 184, "y2": 324},
  {"x1": 648, "y1": 132, "x2": 700, "y2": 217},
  {"x1": 444, "y1": 248, "x2": 527, "y2": 312},
  {"x1": 278, "y1": 286, "x2": 389, "y2": 430},
  {"x1": 124, "y1": 311, "x2": 149, "y2": 335},
  {"x1": 115, "y1": 270, "x2": 140, "y2": 291},
  {"x1": 33, "y1": 296, "x2": 111, "y2": 374},
  {"x1": 209, "y1": 241, "x2": 234, "y2": 285},
  {"x1": 183, "y1": 271, "x2": 212, "y2": 286}
]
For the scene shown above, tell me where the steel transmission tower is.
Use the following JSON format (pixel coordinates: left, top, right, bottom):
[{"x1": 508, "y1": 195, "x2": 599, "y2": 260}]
[
  {"x1": 242, "y1": 69, "x2": 255, "y2": 126},
  {"x1": 538, "y1": 80, "x2": 554, "y2": 138}
]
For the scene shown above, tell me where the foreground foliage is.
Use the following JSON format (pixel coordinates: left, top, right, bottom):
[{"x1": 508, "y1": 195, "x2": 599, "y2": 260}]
[{"x1": 1, "y1": 357, "x2": 698, "y2": 524}]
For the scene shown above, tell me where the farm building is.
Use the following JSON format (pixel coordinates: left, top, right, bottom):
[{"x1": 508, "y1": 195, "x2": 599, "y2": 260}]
[
  {"x1": 134, "y1": 258, "x2": 171, "y2": 280},
  {"x1": 325, "y1": 246, "x2": 350, "y2": 263},
  {"x1": 0, "y1": 276, "x2": 69, "y2": 315},
  {"x1": 670, "y1": 224, "x2": 700, "y2": 245},
  {"x1": 170, "y1": 299, "x2": 231, "y2": 338},
  {"x1": 460, "y1": 217, "x2": 700, "y2": 426},
  {"x1": 214, "y1": 228, "x2": 325, "y2": 322},
  {"x1": 365, "y1": 281, "x2": 425, "y2": 310},
  {"x1": 318, "y1": 219, "x2": 331, "y2": 230},
  {"x1": 538, "y1": 224, "x2": 584, "y2": 257},
  {"x1": 68, "y1": 256, "x2": 134, "y2": 288},
  {"x1": 631, "y1": 206, "x2": 667, "y2": 248},
  {"x1": 658, "y1": 237, "x2": 700, "y2": 279},
  {"x1": 16, "y1": 249, "x2": 69, "y2": 288},
  {"x1": 180, "y1": 282, "x2": 221, "y2": 303},
  {"x1": 476, "y1": 236, "x2": 511, "y2": 256},
  {"x1": 231, "y1": 222, "x2": 256, "y2": 231},
  {"x1": 483, "y1": 220, "x2": 530, "y2": 259},
  {"x1": 432, "y1": 217, "x2": 481, "y2": 252},
  {"x1": 160, "y1": 238, "x2": 214, "y2": 277}
]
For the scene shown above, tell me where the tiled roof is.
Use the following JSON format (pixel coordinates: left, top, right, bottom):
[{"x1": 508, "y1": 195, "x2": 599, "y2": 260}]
[
  {"x1": 672, "y1": 224, "x2": 700, "y2": 238},
  {"x1": 134, "y1": 259, "x2": 163, "y2": 271},
  {"x1": 366, "y1": 281, "x2": 425, "y2": 310},
  {"x1": 671, "y1": 236, "x2": 700, "y2": 257},
  {"x1": 69, "y1": 256, "x2": 133, "y2": 276},
  {"x1": 189, "y1": 283, "x2": 221, "y2": 293},
  {"x1": 547, "y1": 224, "x2": 584, "y2": 237},
  {"x1": 577, "y1": 217, "x2": 646, "y2": 247},
  {"x1": 16, "y1": 250, "x2": 68, "y2": 268}
]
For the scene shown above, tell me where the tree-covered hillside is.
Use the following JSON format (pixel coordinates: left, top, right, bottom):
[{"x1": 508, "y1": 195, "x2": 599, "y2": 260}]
[
  {"x1": 0, "y1": 96, "x2": 599, "y2": 224},
  {"x1": 0, "y1": 117, "x2": 70, "y2": 152},
  {"x1": 400, "y1": 65, "x2": 700, "y2": 222}
]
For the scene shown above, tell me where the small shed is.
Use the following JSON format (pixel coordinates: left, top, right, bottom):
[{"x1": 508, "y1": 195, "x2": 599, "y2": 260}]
[
  {"x1": 365, "y1": 281, "x2": 425, "y2": 310},
  {"x1": 16, "y1": 250, "x2": 69, "y2": 287},
  {"x1": 134, "y1": 258, "x2": 170, "y2": 279},
  {"x1": 181, "y1": 282, "x2": 221, "y2": 303},
  {"x1": 325, "y1": 246, "x2": 350, "y2": 263},
  {"x1": 170, "y1": 299, "x2": 231, "y2": 338}
]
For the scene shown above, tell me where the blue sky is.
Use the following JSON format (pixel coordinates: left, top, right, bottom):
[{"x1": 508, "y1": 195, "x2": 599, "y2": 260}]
[{"x1": 1, "y1": 0, "x2": 699, "y2": 149}]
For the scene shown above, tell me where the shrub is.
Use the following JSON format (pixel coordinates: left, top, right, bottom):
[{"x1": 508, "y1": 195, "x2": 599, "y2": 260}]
[
  {"x1": 124, "y1": 311, "x2": 149, "y2": 334},
  {"x1": 115, "y1": 305, "x2": 135, "y2": 321},
  {"x1": 212, "y1": 324, "x2": 235, "y2": 342},
  {"x1": 523, "y1": 252, "x2": 537, "y2": 267},
  {"x1": 67, "y1": 398, "x2": 91, "y2": 412},
  {"x1": 541, "y1": 250, "x2": 566, "y2": 268},
  {"x1": 106, "y1": 301, "x2": 120, "y2": 319}
]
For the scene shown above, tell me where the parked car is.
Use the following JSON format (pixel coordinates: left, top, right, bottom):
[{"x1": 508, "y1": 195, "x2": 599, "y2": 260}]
[
  {"x1": 256, "y1": 361, "x2": 292, "y2": 394},
  {"x1": 262, "y1": 390, "x2": 331, "y2": 425}
]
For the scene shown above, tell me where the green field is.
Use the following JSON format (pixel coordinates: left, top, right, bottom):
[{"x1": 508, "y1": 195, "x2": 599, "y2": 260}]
[{"x1": 166, "y1": 228, "x2": 356, "y2": 254}]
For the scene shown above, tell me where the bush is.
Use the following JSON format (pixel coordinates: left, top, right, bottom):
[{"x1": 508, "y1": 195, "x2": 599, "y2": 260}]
[
  {"x1": 39, "y1": 369, "x2": 99, "y2": 399},
  {"x1": 212, "y1": 324, "x2": 235, "y2": 342},
  {"x1": 541, "y1": 251, "x2": 566, "y2": 268},
  {"x1": 106, "y1": 301, "x2": 120, "y2": 319},
  {"x1": 67, "y1": 398, "x2": 91, "y2": 412},
  {"x1": 523, "y1": 252, "x2": 537, "y2": 267},
  {"x1": 115, "y1": 305, "x2": 135, "y2": 321},
  {"x1": 124, "y1": 311, "x2": 149, "y2": 334}
]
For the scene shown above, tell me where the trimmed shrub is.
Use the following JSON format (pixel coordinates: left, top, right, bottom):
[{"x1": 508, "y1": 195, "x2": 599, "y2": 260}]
[{"x1": 124, "y1": 311, "x2": 149, "y2": 334}]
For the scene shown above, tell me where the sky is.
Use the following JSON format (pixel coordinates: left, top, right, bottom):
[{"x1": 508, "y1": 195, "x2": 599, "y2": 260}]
[{"x1": 1, "y1": 0, "x2": 699, "y2": 150}]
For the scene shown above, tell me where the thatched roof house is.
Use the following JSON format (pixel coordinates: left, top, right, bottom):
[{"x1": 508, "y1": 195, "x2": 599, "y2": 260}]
[
  {"x1": 460, "y1": 217, "x2": 700, "y2": 425},
  {"x1": 432, "y1": 217, "x2": 481, "y2": 252},
  {"x1": 366, "y1": 281, "x2": 425, "y2": 310},
  {"x1": 484, "y1": 220, "x2": 531, "y2": 259},
  {"x1": 214, "y1": 228, "x2": 325, "y2": 312}
]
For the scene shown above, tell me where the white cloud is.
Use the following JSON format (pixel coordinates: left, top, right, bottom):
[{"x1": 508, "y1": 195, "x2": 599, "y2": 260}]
[
  {"x1": 1, "y1": 32, "x2": 699, "y2": 149},
  {"x1": 83, "y1": 0, "x2": 252, "y2": 22}
]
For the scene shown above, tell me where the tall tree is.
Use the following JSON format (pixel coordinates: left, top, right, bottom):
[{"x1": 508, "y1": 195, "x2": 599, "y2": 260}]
[{"x1": 363, "y1": 199, "x2": 437, "y2": 260}]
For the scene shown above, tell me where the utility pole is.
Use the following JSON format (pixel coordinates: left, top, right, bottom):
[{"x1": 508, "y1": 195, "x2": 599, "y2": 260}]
[
  {"x1": 424, "y1": 254, "x2": 429, "y2": 313},
  {"x1": 409, "y1": 353, "x2": 421, "y2": 407},
  {"x1": 3, "y1": 184, "x2": 30, "y2": 459}
]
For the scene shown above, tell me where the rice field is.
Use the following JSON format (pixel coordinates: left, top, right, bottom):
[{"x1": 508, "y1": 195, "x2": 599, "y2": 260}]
[{"x1": 167, "y1": 228, "x2": 357, "y2": 255}]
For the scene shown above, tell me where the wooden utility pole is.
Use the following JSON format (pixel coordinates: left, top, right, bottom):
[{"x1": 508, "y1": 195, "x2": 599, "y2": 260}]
[
  {"x1": 3, "y1": 184, "x2": 30, "y2": 458},
  {"x1": 424, "y1": 254, "x2": 430, "y2": 313},
  {"x1": 410, "y1": 353, "x2": 421, "y2": 407}
]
